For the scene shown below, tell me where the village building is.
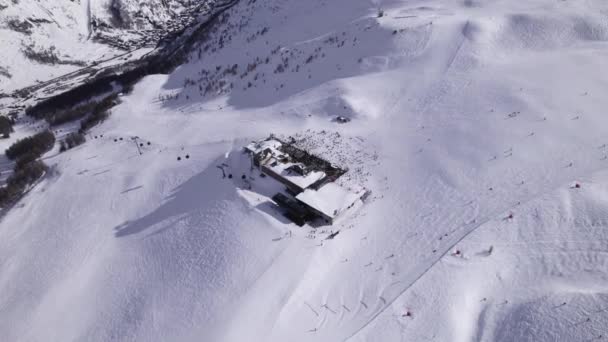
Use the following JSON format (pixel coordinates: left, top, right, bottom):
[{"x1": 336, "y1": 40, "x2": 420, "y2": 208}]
[{"x1": 244, "y1": 136, "x2": 369, "y2": 226}]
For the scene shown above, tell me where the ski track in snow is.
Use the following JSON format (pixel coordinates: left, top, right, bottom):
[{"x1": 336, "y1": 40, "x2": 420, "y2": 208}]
[{"x1": 344, "y1": 168, "x2": 603, "y2": 341}]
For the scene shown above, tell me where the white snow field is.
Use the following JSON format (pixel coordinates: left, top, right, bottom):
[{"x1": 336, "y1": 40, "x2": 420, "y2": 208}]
[{"x1": 3, "y1": 0, "x2": 608, "y2": 341}]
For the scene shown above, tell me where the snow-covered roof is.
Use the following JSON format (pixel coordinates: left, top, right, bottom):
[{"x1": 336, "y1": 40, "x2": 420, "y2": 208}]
[
  {"x1": 245, "y1": 138, "x2": 283, "y2": 154},
  {"x1": 267, "y1": 161, "x2": 326, "y2": 190},
  {"x1": 296, "y1": 183, "x2": 363, "y2": 219},
  {"x1": 247, "y1": 137, "x2": 327, "y2": 190}
]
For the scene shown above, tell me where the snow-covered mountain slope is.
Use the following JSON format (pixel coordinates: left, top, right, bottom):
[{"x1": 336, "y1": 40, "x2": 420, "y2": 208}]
[
  {"x1": 3, "y1": 0, "x2": 608, "y2": 341},
  {"x1": 91, "y1": 0, "x2": 193, "y2": 30},
  {"x1": 0, "y1": 0, "x2": 115, "y2": 93},
  {"x1": 0, "y1": 0, "x2": 214, "y2": 93}
]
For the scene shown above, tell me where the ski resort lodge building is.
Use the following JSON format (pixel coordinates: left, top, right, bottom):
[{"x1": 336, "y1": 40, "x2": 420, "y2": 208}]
[
  {"x1": 244, "y1": 138, "x2": 326, "y2": 194},
  {"x1": 295, "y1": 183, "x2": 366, "y2": 224},
  {"x1": 244, "y1": 136, "x2": 369, "y2": 225}
]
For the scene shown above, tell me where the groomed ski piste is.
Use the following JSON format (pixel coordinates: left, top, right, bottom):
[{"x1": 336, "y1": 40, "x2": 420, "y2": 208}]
[{"x1": 2, "y1": 0, "x2": 608, "y2": 341}]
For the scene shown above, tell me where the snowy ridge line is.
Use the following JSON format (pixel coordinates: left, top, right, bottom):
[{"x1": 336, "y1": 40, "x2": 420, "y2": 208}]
[
  {"x1": 443, "y1": 21, "x2": 468, "y2": 73},
  {"x1": 342, "y1": 172, "x2": 598, "y2": 341}
]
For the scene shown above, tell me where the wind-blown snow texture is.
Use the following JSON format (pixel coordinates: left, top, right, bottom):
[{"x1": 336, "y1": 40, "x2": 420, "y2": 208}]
[{"x1": 3, "y1": 0, "x2": 608, "y2": 341}]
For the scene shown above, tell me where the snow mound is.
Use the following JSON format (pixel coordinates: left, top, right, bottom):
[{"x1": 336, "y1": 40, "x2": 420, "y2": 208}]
[{"x1": 499, "y1": 13, "x2": 608, "y2": 50}]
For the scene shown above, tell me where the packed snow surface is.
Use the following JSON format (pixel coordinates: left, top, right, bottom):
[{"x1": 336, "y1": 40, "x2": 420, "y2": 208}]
[{"x1": 2, "y1": 0, "x2": 608, "y2": 341}]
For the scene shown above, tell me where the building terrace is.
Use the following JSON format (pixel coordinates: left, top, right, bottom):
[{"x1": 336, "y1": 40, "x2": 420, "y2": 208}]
[{"x1": 244, "y1": 135, "x2": 368, "y2": 226}]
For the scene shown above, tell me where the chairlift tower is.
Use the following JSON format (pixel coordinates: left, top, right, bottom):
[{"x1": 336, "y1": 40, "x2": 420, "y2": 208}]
[{"x1": 131, "y1": 136, "x2": 143, "y2": 155}]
